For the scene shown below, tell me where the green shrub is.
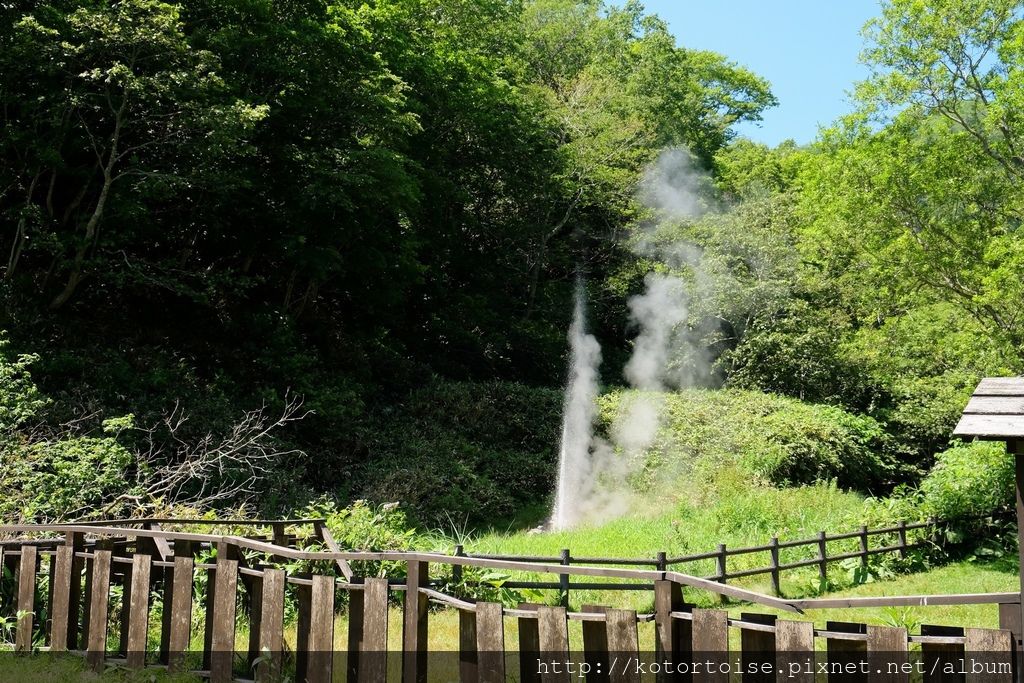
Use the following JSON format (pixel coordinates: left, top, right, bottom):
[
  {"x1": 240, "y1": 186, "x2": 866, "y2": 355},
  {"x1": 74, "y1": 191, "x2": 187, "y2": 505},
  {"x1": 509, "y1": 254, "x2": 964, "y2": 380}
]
[
  {"x1": 598, "y1": 388, "x2": 900, "y2": 493},
  {"x1": 355, "y1": 380, "x2": 562, "y2": 527},
  {"x1": 0, "y1": 436, "x2": 139, "y2": 522},
  {"x1": 0, "y1": 339, "x2": 47, "y2": 435},
  {"x1": 919, "y1": 441, "x2": 1013, "y2": 519}
]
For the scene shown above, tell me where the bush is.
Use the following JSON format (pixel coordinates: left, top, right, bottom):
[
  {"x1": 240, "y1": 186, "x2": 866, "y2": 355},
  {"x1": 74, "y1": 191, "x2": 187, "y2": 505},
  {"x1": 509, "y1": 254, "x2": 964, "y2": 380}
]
[
  {"x1": 0, "y1": 339, "x2": 46, "y2": 435},
  {"x1": 919, "y1": 441, "x2": 1013, "y2": 519},
  {"x1": 355, "y1": 380, "x2": 562, "y2": 527},
  {"x1": 598, "y1": 388, "x2": 901, "y2": 493},
  {"x1": 0, "y1": 436, "x2": 138, "y2": 522}
]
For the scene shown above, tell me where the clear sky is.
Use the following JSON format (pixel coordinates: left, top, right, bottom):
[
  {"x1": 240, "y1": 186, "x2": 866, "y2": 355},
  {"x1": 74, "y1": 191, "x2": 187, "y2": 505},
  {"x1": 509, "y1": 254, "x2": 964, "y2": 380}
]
[{"x1": 642, "y1": 0, "x2": 882, "y2": 146}]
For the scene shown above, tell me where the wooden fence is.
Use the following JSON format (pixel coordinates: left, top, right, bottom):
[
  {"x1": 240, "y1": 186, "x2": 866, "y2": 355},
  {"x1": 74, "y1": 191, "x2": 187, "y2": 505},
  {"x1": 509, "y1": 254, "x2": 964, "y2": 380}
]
[
  {"x1": 0, "y1": 521, "x2": 1019, "y2": 682},
  {"x1": 464, "y1": 514, "x2": 1007, "y2": 604}
]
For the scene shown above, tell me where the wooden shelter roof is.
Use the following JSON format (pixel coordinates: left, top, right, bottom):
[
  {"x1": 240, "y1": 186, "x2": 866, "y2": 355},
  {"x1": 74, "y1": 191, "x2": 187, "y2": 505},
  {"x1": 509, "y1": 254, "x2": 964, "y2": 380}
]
[{"x1": 953, "y1": 377, "x2": 1024, "y2": 440}]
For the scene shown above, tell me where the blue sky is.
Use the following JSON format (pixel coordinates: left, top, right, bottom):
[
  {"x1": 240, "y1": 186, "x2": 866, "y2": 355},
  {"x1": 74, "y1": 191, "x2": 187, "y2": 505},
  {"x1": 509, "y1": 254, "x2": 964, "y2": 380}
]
[{"x1": 642, "y1": 0, "x2": 882, "y2": 146}]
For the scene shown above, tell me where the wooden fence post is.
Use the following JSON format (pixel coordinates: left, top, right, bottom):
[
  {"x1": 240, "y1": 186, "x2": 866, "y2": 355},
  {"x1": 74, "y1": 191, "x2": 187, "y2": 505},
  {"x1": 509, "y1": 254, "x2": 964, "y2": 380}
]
[
  {"x1": 517, "y1": 603, "x2": 541, "y2": 683},
  {"x1": 476, "y1": 601, "x2": 505, "y2": 683},
  {"x1": 965, "y1": 628, "x2": 1014, "y2": 683},
  {"x1": 167, "y1": 556, "x2": 194, "y2": 673},
  {"x1": 453, "y1": 544, "x2": 464, "y2": 584},
  {"x1": 715, "y1": 544, "x2": 728, "y2": 603},
  {"x1": 691, "y1": 608, "x2": 728, "y2": 683},
  {"x1": 459, "y1": 606, "x2": 478, "y2": 683},
  {"x1": 768, "y1": 537, "x2": 781, "y2": 596},
  {"x1": 654, "y1": 580, "x2": 689, "y2": 683},
  {"x1": 307, "y1": 574, "x2": 336, "y2": 683},
  {"x1": 536, "y1": 606, "x2": 569, "y2": 683},
  {"x1": 296, "y1": 581, "x2": 312, "y2": 680},
  {"x1": 255, "y1": 568, "x2": 285, "y2": 683},
  {"x1": 347, "y1": 577, "x2": 365, "y2": 683},
  {"x1": 126, "y1": 554, "x2": 152, "y2": 669},
  {"x1": 209, "y1": 557, "x2": 238, "y2": 683},
  {"x1": 825, "y1": 621, "x2": 867, "y2": 683},
  {"x1": 817, "y1": 531, "x2": 828, "y2": 585},
  {"x1": 48, "y1": 546, "x2": 74, "y2": 652},
  {"x1": 581, "y1": 604, "x2": 609, "y2": 683},
  {"x1": 86, "y1": 549, "x2": 112, "y2": 672},
  {"x1": 920, "y1": 624, "x2": 964, "y2": 683},
  {"x1": 559, "y1": 549, "x2": 570, "y2": 608},
  {"x1": 65, "y1": 531, "x2": 84, "y2": 650},
  {"x1": 606, "y1": 609, "x2": 640, "y2": 683},
  {"x1": 859, "y1": 526, "x2": 869, "y2": 569},
  {"x1": 16, "y1": 545, "x2": 38, "y2": 653},
  {"x1": 246, "y1": 570, "x2": 264, "y2": 672},
  {"x1": 897, "y1": 521, "x2": 908, "y2": 560},
  {"x1": 776, "y1": 620, "x2": 814, "y2": 683},
  {"x1": 403, "y1": 560, "x2": 429, "y2": 683},
  {"x1": 866, "y1": 625, "x2": 907, "y2": 683},
  {"x1": 740, "y1": 612, "x2": 776, "y2": 683},
  {"x1": 361, "y1": 577, "x2": 390, "y2": 683}
]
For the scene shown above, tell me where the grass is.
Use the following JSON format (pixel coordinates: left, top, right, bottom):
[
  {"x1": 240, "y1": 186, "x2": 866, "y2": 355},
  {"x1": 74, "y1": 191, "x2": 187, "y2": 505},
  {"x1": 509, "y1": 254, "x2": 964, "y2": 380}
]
[{"x1": 455, "y1": 479, "x2": 924, "y2": 612}]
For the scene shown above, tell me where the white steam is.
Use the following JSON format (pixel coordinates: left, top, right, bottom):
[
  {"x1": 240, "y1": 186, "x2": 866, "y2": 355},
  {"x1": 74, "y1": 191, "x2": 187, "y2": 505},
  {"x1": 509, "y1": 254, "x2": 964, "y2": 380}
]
[
  {"x1": 550, "y1": 277, "x2": 602, "y2": 530},
  {"x1": 550, "y1": 147, "x2": 715, "y2": 529},
  {"x1": 623, "y1": 273, "x2": 689, "y2": 391}
]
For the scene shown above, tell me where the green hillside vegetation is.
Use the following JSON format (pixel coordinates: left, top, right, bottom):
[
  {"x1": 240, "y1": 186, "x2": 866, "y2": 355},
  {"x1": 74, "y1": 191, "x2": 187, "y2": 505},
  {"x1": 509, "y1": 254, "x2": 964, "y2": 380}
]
[{"x1": 0, "y1": 0, "x2": 1019, "y2": 586}]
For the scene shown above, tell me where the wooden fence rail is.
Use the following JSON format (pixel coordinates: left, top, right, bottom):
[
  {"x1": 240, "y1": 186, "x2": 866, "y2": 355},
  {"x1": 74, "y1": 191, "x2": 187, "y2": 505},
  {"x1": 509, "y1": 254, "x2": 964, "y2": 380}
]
[
  {"x1": 462, "y1": 513, "x2": 1008, "y2": 604},
  {"x1": 0, "y1": 521, "x2": 1021, "y2": 682}
]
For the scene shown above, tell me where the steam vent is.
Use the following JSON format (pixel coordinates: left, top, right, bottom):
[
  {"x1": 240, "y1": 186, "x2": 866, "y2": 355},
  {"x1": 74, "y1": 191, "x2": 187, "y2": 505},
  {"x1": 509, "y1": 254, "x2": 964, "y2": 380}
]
[{"x1": 953, "y1": 377, "x2": 1024, "y2": 440}]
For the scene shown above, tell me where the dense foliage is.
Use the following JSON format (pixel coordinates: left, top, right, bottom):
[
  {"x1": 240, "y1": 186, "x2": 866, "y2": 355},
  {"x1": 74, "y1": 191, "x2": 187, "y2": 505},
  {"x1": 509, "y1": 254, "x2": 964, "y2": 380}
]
[{"x1": 1, "y1": 0, "x2": 1021, "y2": 527}]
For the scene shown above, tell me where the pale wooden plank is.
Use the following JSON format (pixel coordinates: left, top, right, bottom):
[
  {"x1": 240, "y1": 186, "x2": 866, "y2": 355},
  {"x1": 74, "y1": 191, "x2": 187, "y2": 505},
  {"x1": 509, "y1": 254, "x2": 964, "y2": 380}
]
[
  {"x1": 86, "y1": 549, "x2": 112, "y2": 672},
  {"x1": 306, "y1": 574, "x2": 335, "y2": 683},
  {"x1": 537, "y1": 606, "x2": 570, "y2": 683},
  {"x1": 953, "y1": 414, "x2": 1024, "y2": 438},
  {"x1": 605, "y1": 609, "x2": 639, "y2": 683},
  {"x1": 476, "y1": 602, "x2": 505, "y2": 683},
  {"x1": 691, "y1": 608, "x2": 728, "y2": 683},
  {"x1": 775, "y1": 620, "x2": 814, "y2": 683},
  {"x1": 255, "y1": 568, "x2": 285, "y2": 683},
  {"x1": 964, "y1": 628, "x2": 1014, "y2": 683},
  {"x1": 360, "y1": 577, "x2": 389, "y2": 683},
  {"x1": 867, "y1": 625, "x2": 908, "y2": 683},
  {"x1": 209, "y1": 558, "x2": 238, "y2": 683},
  {"x1": 653, "y1": 582, "x2": 676, "y2": 658},
  {"x1": 975, "y1": 378, "x2": 1024, "y2": 396},
  {"x1": 167, "y1": 556, "x2": 194, "y2": 674},
  {"x1": 48, "y1": 546, "x2": 74, "y2": 652},
  {"x1": 16, "y1": 545, "x2": 37, "y2": 653},
  {"x1": 126, "y1": 554, "x2": 151, "y2": 669},
  {"x1": 964, "y1": 396, "x2": 1024, "y2": 415},
  {"x1": 403, "y1": 560, "x2": 429, "y2": 683}
]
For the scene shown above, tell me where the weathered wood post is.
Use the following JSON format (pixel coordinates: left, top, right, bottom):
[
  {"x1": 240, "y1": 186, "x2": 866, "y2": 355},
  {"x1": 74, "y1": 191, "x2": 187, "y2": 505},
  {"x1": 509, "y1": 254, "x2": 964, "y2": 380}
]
[
  {"x1": 953, "y1": 376, "x2": 1024, "y2": 644},
  {"x1": 403, "y1": 560, "x2": 429, "y2": 683}
]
